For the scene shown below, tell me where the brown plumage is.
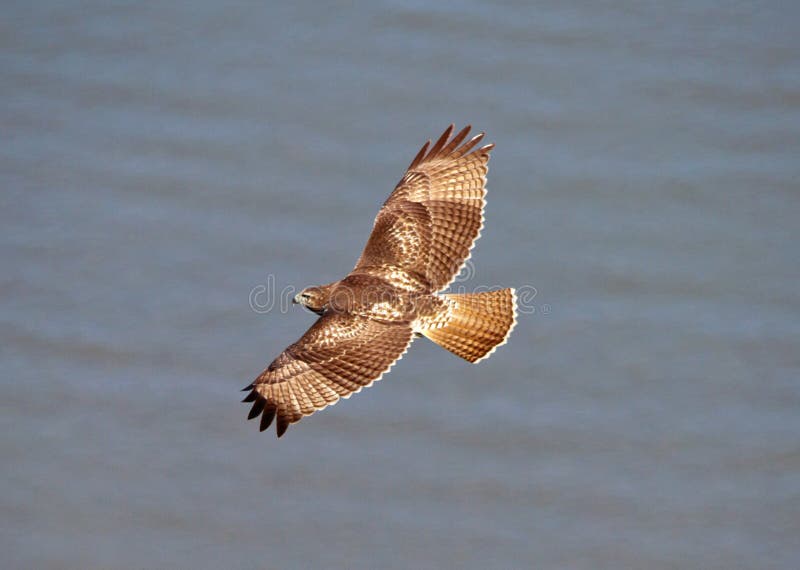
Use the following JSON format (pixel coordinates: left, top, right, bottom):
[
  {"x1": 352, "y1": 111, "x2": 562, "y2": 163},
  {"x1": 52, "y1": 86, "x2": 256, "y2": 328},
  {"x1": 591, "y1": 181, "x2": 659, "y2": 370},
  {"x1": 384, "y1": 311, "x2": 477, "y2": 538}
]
[{"x1": 243, "y1": 125, "x2": 517, "y2": 437}]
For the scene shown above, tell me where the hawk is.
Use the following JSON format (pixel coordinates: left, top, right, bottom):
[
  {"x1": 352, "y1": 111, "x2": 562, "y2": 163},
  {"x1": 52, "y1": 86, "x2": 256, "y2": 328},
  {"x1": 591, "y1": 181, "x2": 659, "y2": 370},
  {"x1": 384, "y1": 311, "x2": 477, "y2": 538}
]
[{"x1": 243, "y1": 125, "x2": 518, "y2": 437}]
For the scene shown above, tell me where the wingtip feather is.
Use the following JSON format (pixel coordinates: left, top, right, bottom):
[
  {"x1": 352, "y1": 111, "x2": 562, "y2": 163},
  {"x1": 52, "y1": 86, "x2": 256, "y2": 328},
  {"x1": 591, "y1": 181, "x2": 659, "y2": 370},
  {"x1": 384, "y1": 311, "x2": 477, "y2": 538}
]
[
  {"x1": 260, "y1": 404, "x2": 276, "y2": 432},
  {"x1": 428, "y1": 124, "x2": 455, "y2": 158},
  {"x1": 408, "y1": 140, "x2": 431, "y2": 170},
  {"x1": 247, "y1": 398, "x2": 266, "y2": 420},
  {"x1": 441, "y1": 125, "x2": 472, "y2": 156},
  {"x1": 276, "y1": 416, "x2": 289, "y2": 437}
]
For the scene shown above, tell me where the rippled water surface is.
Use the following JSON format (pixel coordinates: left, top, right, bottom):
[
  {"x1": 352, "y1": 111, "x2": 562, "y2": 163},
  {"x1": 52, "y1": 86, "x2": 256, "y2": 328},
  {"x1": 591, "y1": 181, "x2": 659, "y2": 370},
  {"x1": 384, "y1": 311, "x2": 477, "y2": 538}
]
[{"x1": 2, "y1": 2, "x2": 799, "y2": 568}]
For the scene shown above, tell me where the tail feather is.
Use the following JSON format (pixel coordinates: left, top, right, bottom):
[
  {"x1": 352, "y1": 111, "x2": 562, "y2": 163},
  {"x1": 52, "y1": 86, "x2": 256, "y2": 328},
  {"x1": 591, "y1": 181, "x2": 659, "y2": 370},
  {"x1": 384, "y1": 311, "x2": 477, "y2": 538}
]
[{"x1": 421, "y1": 288, "x2": 517, "y2": 363}]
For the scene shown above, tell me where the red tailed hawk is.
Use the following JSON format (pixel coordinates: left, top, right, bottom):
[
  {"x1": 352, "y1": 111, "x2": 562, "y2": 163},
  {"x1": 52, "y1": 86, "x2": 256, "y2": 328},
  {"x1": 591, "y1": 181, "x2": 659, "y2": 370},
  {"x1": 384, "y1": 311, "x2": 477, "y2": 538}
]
[{"x1": 243, "y1": 125, "x2": 517, "y2": 436}]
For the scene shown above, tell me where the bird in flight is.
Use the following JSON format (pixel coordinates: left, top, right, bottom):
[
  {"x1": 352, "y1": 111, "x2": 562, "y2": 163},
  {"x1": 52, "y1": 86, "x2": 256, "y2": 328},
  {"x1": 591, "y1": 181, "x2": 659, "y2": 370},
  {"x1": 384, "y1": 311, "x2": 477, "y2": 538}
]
[{"x1": 243, "y1": 125, "x2": 517, "y2": 437}]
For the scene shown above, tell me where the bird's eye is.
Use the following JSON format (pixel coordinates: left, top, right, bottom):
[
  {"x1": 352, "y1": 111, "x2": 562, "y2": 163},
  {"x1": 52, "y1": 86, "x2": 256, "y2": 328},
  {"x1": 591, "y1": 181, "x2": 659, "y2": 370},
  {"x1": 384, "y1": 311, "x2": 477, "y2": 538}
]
[{"x1": 301, "y1": 292, "x2": 310, "y2": 299}]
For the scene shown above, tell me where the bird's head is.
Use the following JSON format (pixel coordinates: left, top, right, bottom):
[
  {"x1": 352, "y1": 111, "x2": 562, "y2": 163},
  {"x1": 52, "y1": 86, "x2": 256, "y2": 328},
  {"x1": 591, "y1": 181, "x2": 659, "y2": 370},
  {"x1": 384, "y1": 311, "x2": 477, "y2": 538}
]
[{"x1": 293, "y1": 285, "x2": 330, "y2": 315}]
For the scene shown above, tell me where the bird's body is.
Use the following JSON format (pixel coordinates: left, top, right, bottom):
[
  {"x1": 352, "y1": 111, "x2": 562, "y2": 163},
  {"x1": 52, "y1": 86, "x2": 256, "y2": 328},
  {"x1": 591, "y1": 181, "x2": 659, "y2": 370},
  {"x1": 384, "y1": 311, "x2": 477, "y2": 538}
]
[
  {"x1": 243, "y1": 125, "x2": 518, "y2": 437},
  {"x1": 294, "y1": 273, "x2": 446, "y2": 323}
]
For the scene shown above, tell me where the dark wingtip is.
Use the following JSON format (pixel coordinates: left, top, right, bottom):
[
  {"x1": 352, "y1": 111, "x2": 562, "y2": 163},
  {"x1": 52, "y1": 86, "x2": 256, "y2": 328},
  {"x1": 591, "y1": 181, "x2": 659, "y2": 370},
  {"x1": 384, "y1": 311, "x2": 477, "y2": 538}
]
[
  {"x1": 428, "y1": 124, "x2": 455, "y2": 157},
  {"x1": 247, "y1": 398, "x2": 266, "y2": 420},
  {"x1": 241, "y1": 383, "x2": 254, "y2": 392},
  {"x1": 441, "y1": 125, "x2": 472, "y2": 156},
  {"x1": 260, "y1": 404, "x2": 276, "y2": 432},
  {"x1": 241, "y1": 390, "x2": 257, "y2": 403},
  {"x1": 276, "y1": 416, "x2": 289, "y2": 438},
  {"x1": 408, "y1": 140, "x2": 431, "y2": 170}
]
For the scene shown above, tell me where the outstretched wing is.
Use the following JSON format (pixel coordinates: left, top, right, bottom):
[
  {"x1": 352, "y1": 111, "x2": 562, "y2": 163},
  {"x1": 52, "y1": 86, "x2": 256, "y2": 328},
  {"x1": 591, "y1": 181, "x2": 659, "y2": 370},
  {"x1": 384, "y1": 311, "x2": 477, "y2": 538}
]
[
  {"x1": 353, "y1": 125, "x2": 493, "y2": 292},
  {"x1": 242, "y1": 313, "x2": 414, "y2": 437}
]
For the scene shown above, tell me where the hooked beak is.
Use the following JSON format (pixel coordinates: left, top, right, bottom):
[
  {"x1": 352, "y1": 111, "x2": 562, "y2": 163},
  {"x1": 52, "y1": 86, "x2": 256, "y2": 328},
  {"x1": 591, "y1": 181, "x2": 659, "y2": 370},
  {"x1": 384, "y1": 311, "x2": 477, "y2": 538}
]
[{"x1": 292, "y1": 294, "x2": 299, "y2": 305}]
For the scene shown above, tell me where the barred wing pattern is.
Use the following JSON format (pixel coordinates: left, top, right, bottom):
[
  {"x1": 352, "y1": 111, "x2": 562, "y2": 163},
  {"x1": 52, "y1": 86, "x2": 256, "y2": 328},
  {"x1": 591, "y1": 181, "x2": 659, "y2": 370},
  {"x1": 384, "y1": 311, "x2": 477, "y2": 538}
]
[
  {"x1": 243, "y1": 313, "x2": 414, "y2": 437},
  {"x1": 354, "y1": 125, "x2": 493, "y2": 292}
]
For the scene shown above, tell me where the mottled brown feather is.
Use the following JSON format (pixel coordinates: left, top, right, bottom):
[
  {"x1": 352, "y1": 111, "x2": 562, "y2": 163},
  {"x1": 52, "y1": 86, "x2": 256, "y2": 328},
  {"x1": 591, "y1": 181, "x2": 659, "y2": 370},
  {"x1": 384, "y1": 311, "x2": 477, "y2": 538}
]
[
  {"x1": 244, "y1": 312, "x2": 414, "y2": 437},
  {"x1": 353, "y1": 125, "x2": 493, "y2": 292}
]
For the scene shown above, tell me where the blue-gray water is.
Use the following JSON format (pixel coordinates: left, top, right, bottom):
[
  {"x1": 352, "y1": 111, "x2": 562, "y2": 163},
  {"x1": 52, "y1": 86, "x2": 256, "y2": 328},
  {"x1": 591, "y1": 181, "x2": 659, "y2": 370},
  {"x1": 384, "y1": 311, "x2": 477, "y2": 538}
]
[{"x1": 2, "y1": 2, "x2": 799, "y2": 568}]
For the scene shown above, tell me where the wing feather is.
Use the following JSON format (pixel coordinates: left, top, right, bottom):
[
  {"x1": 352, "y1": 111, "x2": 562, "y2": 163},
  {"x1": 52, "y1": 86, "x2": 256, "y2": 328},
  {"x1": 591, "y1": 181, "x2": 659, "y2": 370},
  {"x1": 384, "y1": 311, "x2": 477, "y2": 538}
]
[
  {"x1": 353, "y1": 125, "x2": 493, "y2": 292},
  {"x1": 243, "y1": 313, "x2": 414, "y2": 437}
]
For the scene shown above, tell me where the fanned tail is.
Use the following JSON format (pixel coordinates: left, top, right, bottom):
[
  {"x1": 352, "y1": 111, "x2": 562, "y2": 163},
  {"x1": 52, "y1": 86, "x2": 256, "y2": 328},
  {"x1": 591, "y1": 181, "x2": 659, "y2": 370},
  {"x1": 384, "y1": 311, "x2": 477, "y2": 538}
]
[{"x1": 421, "y1": 288, "x2": 517, "y2": 363}]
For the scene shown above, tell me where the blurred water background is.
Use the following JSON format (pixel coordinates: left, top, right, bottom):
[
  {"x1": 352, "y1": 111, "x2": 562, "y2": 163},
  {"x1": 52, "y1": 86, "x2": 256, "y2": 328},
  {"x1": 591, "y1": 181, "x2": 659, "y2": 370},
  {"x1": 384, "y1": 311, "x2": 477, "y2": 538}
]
[{"x1": 2, "y1": 1, "x2": 799, "y2": 568}]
